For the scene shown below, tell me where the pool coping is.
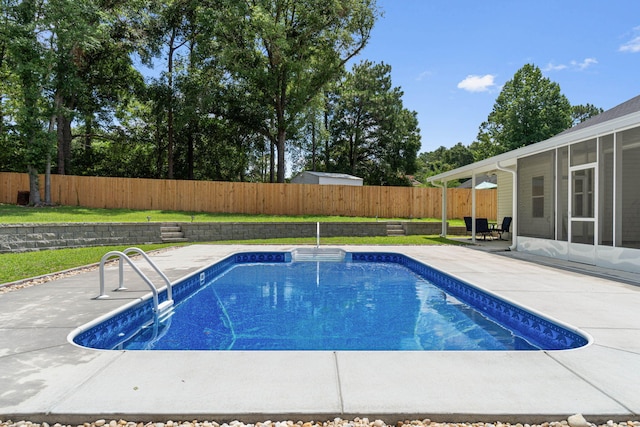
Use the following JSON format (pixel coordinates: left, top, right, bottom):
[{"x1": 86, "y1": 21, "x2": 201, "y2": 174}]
[{"x1": 1, "y1": 244, "x2": 639, "y2": 423}]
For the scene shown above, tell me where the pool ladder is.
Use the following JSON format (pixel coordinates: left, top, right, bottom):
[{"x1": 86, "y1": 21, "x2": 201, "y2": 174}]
[{"x1": 96, "y1": 247, "x2": 174, "y2": 320}]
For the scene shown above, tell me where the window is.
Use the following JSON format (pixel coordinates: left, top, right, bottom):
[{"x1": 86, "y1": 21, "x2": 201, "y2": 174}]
[
  {"x1": 518, "y1": 151, "x2": 555, "y2": 239},
  {"x1": 571, "y1": 169, "x2": 594, "y2": 218},
  {"x1": 532, "y1": 176, "x2": 544, "y2": 218},
  {"x1": 570, "y1": 138, "x2": 597, "y2": 166},
  {"x1": 620, "y1": 127, "x2": 640, "y2": 248}
]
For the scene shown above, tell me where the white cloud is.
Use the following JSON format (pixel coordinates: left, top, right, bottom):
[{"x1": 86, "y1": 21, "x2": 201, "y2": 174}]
[
  {"x1": 457, "y1": 74, "x2": 496, "y2": 92},
  {"x1": 543, "y1": 58, "x2": 598, "y2": 72},
  {"x1": 543, "y1": 62, "x2": 568, "y2": 72},
  {"x1": 572, "y1": 58, "x2": 598, "y2": 70},
  {"x1": 620, "y1": 37, "x2": 640, "y2": 52},
  {"x1": 620, "y1": 28, "x2": 640, "y2": 52}
]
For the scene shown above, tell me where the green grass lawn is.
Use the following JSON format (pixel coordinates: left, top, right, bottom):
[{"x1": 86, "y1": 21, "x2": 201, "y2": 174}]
[
  {"x1": 0, "y1": 234, "x2": 466, "y2": 284},
  {"x1": 0, "y1": 243, "x2": 183, "y2": 285},
  {"x1": 213, "y1": 235, "x2": 465, "y2": 246},
  {"x1": 0, "y1": 203, "x2": 466, "y2": 284},
  {"x1": 0, "y1": 203, "x2": 463, "y2": 225}
]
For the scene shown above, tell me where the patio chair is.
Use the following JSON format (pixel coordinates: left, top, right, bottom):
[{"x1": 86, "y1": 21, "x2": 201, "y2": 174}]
[
  {"x1": 463, "y1": 216, "x2": 473, "y2": 235},
  {"x1": 492, "y1": 216, "x2": 512, "y2": 240},
  {"x1": 464, "y1": 216, "x2": 493, "y2": 240},
  {"x1": 475, "y1": 218, "x2": 493, "y2": 240}
]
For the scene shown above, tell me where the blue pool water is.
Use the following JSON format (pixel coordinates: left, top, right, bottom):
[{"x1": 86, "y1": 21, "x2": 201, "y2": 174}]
[{"x1": 72, "y1": 251, "x2": 589, "y2": 351}]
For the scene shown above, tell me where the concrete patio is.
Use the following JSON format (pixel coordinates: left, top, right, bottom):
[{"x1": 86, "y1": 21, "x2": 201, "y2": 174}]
[{"x1": 1, "y1": 244, "x2": 639, "y2": 424}]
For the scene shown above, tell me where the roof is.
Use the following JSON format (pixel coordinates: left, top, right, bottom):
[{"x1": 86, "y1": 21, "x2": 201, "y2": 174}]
[
  {"x1": 427, "y1": 93, "x2": 640, "y2": 183},
  {"x1": 300, "y1": 171, "x2": 362, "y2": 180},
  {"x1": 559, "y1": 94, "x2": 640, "y2": 136}
]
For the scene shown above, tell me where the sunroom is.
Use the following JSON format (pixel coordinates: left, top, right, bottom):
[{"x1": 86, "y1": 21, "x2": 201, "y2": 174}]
[{"x1": 427, "y1": 94, "x2": 640, "y2": 274}]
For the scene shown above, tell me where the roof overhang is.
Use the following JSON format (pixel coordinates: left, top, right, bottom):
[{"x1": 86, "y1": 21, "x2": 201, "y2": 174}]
[{"x1": 427, "y1": 109, "x2": 640, "y2": 184}]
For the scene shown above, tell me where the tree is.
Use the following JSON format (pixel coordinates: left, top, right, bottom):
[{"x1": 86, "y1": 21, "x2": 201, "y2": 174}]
[
  {"x1": 5, "y1": 0, "x2": 55, "y2": 205},
  {"x1": 288, "y1": 89, "x2": 333, "y2": 177},
  {"x1": 468, "y1": 131, "x2": 500, "y2": 161},
  {"x1": 0, "y1": 0, "x2": 19, "y2": 170},
  {"x1": 143, "y1": 0, "x2": 201, "y2": 179},
  {"x1": 327, "y1": 60, "x2": 421, "y2": 185},
  {"x1": 209, "y1": 0, "x2": 378, "y2": 182},
  {"x1": 46, "y1": 0, "x2": 108, "y2": 175},
  {"x1": 3, "y1": 1, "x2": 386, "y2": 184},
  {"x1": 66, "y1": 0, "x2": 147, "y2": 177},
  {"x1": 571, "y1": 103, "x2": 603, "y2": 126},
  {"x1": 477, "y1": 63, "x2": 572, "y2": 154},
  {"x1": 415, "y1": 142, "x2": 473, "y2": 185},
  {"x1": 2, "y1": 0, "x2": 147, "y2": 197}
]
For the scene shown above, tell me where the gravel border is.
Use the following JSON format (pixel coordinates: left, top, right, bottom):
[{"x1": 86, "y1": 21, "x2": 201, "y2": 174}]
[{"x1": 1, "y1": 416, "x2": 639, "y2": 427}]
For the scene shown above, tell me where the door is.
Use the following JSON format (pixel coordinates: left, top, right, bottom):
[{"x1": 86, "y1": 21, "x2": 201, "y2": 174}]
[{"x1": 568, "y1": 165, "x2": 596, "y2": 263}]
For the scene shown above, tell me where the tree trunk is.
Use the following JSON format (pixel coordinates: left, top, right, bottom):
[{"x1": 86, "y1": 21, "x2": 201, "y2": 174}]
[
  {"x1": 53, "y1": 92, "x2": 74, "y2": 175},
  {"x1": 45, "y1": 153, "x2": 51, "y2": 205},
  {"x1": 311, "y1": 119, "x2": 316, "y2": 171},
  {"x1": 27, "y1": 165, "x2": 41, "y2": 206},
  {"x1": 274, "y1": 73, "x2": 287, "y2": 183},
  {"x1": 261, "y1": 143, "x2": 268, "y2": 182},
  {"x1": 187, "y1": 40, "x2": 196, "y2": 180},
  {"x1": 349, "y1": 134, "x2": 356, "y2": 174},
  {"x1": 276, "y1": 127, "x2": 286, "y2": 183},
  {"x1": 46, "y1": 116, "x2": 55, "y2": 205},
  {"x1": 62, "y1": 114, "x2": 72, "y2": 172},
  {"x1": 187, "y1": 132, "x2": 194, "y2": 180},
  {"x1": 167, "y1": 29, "x2": 177, "y2": 180},
  {"x1": 167, "y1": 107, "x2": 174, "y2": 178},
  {"x1": 83, "y1": 114, "x2": 93, "y2": 167},
  {"x1": 324, "y1": 109, "x2": 330, "y2": 170},
  {"x1": 56, "y1": 92, "x2": 65, "y2": 174},
  {"x1": 155, "y1": 114, "x2": 164, "y2": 178},
  {"x1": 269, "y1": 138, "x2": 275, "y2": 183}
]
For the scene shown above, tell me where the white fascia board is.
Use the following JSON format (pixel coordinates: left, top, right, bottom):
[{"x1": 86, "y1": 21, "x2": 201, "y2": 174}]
[
  {"x1": 427, "y1": 110, "x2": 640, "y2": 184},
  {"x1": 427, "y1": 154, "x2": 517, "y2": 183}
]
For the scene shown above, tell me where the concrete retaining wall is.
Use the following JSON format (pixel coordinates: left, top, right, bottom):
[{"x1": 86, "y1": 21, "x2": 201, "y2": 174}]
[
  {"x1": 180, "y1": 222, "x2": 389, "y2": 242},
  {"x1": 0, "y1": 222, "x2": 462, "y2": 253},
  {"x1": 404, "y1": 222, "x2": 444, "y2": 235},
  {"x1": 0, "y1": 223, "x2": 162, "y2": 253}
]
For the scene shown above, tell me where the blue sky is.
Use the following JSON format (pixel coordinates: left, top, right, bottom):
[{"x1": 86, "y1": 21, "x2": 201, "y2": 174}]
[{"x1": 356, "y1": 0, "x2": 640, "y2": 153}]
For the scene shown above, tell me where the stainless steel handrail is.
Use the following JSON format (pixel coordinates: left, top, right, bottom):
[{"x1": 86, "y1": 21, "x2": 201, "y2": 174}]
[{"x1": 97, "y1": 247, "x2": 173, "y2": 317}]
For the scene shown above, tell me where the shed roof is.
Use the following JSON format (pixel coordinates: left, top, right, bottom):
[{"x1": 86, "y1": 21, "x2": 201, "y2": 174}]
[{"x1": 301, "y1": 171, "x2": 362, "y2": 180}]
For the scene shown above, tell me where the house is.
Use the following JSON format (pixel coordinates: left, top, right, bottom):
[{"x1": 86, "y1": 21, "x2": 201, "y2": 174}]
[
  {"x1": 427, "y1": 94, "x2": 640, "y2": 274},
  {"x1": 290, "y1": 171, "x2": 363, "y2": 186}
]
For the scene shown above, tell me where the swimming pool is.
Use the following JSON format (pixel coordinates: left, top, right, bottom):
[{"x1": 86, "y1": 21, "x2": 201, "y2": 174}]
[{"x1": 71, "y1": 250, "x2": 589, "y2": 351}]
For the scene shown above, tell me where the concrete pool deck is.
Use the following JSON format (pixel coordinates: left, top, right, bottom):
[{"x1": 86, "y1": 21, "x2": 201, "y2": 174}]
[{"x1": 1, "y1": 244, "x2": 639, "y2": 423}]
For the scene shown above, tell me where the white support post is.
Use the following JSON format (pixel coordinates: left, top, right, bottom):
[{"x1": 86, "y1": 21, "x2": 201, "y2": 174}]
[
  {"x1": 441, "y1": 181, "x2": 448, "y2": 237},
  {"x1": 471, "y1": 173, "x2": 476, "y2": 243}
]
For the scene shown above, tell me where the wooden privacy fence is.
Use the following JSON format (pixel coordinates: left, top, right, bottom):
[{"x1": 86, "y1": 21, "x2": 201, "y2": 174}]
[{"x1": 0, "y1": 172, "x2": 496, "y2": 219}]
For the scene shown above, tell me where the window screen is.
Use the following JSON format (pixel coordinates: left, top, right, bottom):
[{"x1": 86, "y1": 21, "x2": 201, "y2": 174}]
[{"x1": 518, "y1": 151, "x2": 555, "y2": 239}]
